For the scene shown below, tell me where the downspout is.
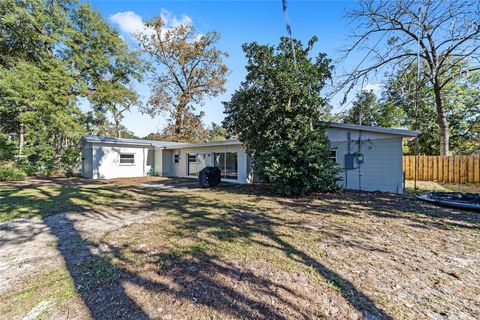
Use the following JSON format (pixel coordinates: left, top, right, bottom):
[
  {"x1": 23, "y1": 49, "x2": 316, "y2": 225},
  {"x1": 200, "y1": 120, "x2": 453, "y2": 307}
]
[
  {"x1": 93, "y1": 145, "x2": 98, "y2": 179},
  {"x1": 346, "y1": 132, "x2": 351, "y2": 189},
  {"x1": 163, "y1": 146, "x2": 167, "y2": 176},
  {"x1": 152, "y1": 146, "x2": 155, "y2": 176},
  {"x1": 358, "y1": 130, "x2": 362, "y2": 191}
]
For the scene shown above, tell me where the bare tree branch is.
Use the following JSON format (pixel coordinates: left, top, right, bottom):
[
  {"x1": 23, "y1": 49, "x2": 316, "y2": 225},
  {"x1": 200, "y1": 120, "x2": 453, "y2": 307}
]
[{"x1": 340, "y1": 0, "x2": 480, "y2": 155}]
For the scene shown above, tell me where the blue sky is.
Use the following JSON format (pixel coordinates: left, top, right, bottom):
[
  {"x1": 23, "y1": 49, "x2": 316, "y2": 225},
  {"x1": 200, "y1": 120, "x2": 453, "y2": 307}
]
[{"x1": 88, "y1": 0, "x2": 374, "y2": 137}]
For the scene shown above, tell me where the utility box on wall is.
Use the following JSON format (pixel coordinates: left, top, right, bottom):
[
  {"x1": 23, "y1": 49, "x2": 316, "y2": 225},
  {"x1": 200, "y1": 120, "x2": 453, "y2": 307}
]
[{"x1": 345, "y1": 153, "x2": 355, "y2": 170}]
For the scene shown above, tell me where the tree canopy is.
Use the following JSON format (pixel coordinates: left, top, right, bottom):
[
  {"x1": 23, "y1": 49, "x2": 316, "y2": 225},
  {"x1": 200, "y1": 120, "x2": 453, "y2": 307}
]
[
  {"x1": 342, "y1": 0, "x2": 480, "y2": 155},
  {"x1": 138, "y1": 16, "x2": 228, "y2": 142},
  {"x1": 342, "y1": 64, "x2": 480, "y2": 155},
  {"x1": 343, "y1": 90, "x2": 380, "y2": 126},
  {"x1": 223, "y1": 37, "x2": 339, "y2": 195},
  {"x1": 379, "y1": 65, "x2": 480, "y2": 155},
  {"x1": 0, "y1": 0, "x2": 142, "y2": 173}
]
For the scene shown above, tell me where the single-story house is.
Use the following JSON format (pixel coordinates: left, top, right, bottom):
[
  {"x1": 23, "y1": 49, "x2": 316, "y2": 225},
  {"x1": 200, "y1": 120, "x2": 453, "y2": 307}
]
[{"x1": 79, "y1": 123, "x2": 419, "y2": 194}]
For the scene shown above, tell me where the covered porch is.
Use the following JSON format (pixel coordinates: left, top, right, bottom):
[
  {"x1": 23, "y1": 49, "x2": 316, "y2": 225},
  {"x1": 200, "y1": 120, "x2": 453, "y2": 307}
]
[{"x1": 153, "y1": 140, "x2": 250, "y2": 184}]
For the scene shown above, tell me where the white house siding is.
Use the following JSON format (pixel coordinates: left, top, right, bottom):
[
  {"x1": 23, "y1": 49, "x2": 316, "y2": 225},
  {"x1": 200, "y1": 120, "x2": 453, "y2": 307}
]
[
  {"x1": 152, "y1": 149, "x2": 174, "y2": 176},
  {"x1": 90, "y1": 143, "x2": 153, "y2": 179},
  {"x1": 330, "y1": 136, "x2": 404, "y2": 194},
  {"x1": 153, "y1": 149, "x2": 163, "y2": 175},
  {"x1": 162, "y1": 150, "x2": 173, "y2": 176},
  {"x1": 81, "y1": 142, "x2": 93, "y2": 178},
  {"x1": 168, "y1": 144, "x2": 248, "y2": 183},
  {"x1": 81, "y1": 127, "x2": 410, "y2": 193}
]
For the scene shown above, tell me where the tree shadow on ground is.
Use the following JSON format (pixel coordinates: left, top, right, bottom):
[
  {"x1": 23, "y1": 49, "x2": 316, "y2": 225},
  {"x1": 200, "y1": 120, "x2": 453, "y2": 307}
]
[
  {"x1": 44, "y1": 213, "x2": 150, "y2": 319},
  {"x1": 34, "y1": 186, "x2": 329, "y2": 319},
  {"x1": 272, "y1": 190, "x2": 480, "y2": 231},
  {"x1": 130, "y1": 190, "x2": 393, "y2": 319},
  {"x1": 4, "y1": 177, "x2": 477, "y2": 318}
]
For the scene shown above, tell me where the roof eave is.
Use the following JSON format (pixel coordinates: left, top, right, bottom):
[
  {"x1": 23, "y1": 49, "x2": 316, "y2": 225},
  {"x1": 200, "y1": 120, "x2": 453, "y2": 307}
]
[
  {"x1": 327, "y1": 123, "x2": 420, "y2": 138},
  {"x1": 83, "y1": 139, "x2": 153, "y2": 147},
  {"x1": 163, "y1": 140, "x2": 243, "y2": 150}
]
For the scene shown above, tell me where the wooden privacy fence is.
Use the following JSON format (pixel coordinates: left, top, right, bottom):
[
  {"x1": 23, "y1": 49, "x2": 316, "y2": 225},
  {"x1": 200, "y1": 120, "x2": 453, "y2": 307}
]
[{"x1": 403, "y1": 155, "x2": 480, "y2": 183}]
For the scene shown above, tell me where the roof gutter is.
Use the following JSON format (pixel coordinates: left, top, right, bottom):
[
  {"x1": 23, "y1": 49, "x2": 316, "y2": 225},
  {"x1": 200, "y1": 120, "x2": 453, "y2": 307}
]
[
  {"x1": 326, "y1": 122, "x2": 420, "y2": 137},
  {"x1": 81, "y1": 140, "x2": 154, "y2": 147},
  {"x1": 163, "y1": 141, "x2": 243, "y2": 150}
]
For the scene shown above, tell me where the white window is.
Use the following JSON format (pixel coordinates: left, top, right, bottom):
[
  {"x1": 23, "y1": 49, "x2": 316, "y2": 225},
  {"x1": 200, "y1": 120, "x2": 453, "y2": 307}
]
[
  {"x1": 174, "y1": 154, "x2": 180, "y2": 164},
  {"x1": 119, "y1": 153, "x2": 135, "y2": 165},
  {"x1": 329, "y1": 149, "x2": 337, "y2": 163}
]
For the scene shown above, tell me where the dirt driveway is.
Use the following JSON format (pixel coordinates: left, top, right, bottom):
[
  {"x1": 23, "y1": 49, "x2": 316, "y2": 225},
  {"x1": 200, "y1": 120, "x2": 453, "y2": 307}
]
[{"x1": 1, "y1": 177, "x2": 479, "y2": 319}]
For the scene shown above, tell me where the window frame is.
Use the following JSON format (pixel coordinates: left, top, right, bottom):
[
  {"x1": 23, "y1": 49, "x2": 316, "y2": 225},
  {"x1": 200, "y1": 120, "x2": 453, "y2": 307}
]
[
  {"x1": 187, "y1": 153, "x2": 198, "y2": 176},
  {"x1": 214, "y1": 152, "x2": 238, "y2": 180},
  {"x1": 174, "y1": 154, "x2": 180, "y2": 164},
  {"x1": 329, "y1": 149, "x2": 337, "y2": 163},
  {"x1": 119, "y1": 153, "x2": 135, "y2": 166}
]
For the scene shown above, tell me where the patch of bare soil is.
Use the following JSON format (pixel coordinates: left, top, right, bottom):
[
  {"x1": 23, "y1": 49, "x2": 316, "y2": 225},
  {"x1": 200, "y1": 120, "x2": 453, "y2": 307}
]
[{"x1": 0, "y1": 209, "x2": 158, "y2": 294}]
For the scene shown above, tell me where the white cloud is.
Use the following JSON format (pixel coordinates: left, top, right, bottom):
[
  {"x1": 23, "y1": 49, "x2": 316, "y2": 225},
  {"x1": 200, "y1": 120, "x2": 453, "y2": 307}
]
[
  {"x1": 109, "y1": 11, "x2": 150, "y2": 36},
  {"x1": 363, "y1": 83, "x2": 381, "y2": 92},
  {"x1": 109, "y1": 10, "x2": 193, "y2": 40},
  {"x1": 159, "y1": 9, "x2": 192, "y2": 28}
]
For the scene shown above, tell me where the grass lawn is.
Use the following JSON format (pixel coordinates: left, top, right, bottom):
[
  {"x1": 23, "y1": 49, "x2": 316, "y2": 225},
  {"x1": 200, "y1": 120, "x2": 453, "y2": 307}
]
[
  {"x1": 405, "y1": 179, "x2": 480, "y2": 193},
  {"x1": 0, "y1": 177, "x2": 479, "y2": 319}
]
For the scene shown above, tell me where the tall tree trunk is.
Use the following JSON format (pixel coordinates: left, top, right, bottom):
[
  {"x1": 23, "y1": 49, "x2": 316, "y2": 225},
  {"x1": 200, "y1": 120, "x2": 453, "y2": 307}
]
[
  {"x1": 433, "y1": 80, "x2": 449, "y2": 155},
  {"x1": 174, "y1": 102, "x2": 187, "y2": 137},
  {"x1": 174, "y1": 111, "x2": 182, "y2": 136},
  {"x1": 114, "y1": 117, "x2": 122, "y2": 138},
  {"x1": 18, "y1": 122, "x2": 24, "y2": 156}
]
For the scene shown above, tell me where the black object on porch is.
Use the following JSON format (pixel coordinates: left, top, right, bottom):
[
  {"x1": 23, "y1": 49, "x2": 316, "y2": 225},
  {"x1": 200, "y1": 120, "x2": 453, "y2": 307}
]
[{"x1": 198, "y1": 166, "x2": 222, "y2": 188}]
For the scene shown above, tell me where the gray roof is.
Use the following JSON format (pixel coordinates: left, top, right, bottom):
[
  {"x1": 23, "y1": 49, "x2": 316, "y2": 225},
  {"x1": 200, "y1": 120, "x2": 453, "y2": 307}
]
[
  {"x1": 80, "y1": 123, "x2": 418, "y2": 149},
  {"x1": 327, "y1": 122, "x2": 420, "y2": 137},
  {"x1": 163, "y1": 140, "x2": 242, "y2": 149},
  {"x1": 80, "y1": 136, "x2": 242, "y2": 149},
  {"x1": 80, "y1": 135, "x2": 188, "y2": 148}
]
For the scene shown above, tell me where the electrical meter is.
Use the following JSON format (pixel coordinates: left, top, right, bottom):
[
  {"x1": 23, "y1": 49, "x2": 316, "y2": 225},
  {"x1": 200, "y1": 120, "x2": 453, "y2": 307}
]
[{"x1": 356, "y1": 153, "x2": 364, "y2": 163}]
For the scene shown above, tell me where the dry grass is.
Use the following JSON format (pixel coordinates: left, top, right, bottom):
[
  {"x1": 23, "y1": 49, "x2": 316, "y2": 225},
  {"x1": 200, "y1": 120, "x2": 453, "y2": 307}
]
[
  {"x1": 1, "y1": 177, "x2": 479, "y2": 319},
  {"x1": 406, "y1": 179, "x2": 480, "y2": 193}
]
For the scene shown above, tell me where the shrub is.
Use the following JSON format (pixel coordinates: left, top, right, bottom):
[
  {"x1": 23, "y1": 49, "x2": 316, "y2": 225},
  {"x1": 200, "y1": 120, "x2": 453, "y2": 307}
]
[
  {"x1": 0, "y1": 134, "x2": 17, "y2": 161},
  {"x1": 0, "y1": 163, "x2": 27, "y2": 181},
  {"x1": 16, "y1": 157, "x2": 37, "y2": 176},
  {"x1": 255, "y1": 123, "x2": 341, "y2": 195},
  {"x1": 26, "y1": 144, "x2": 58, "y2": 176},
  {"x1": 8, "y1": 144, "x2": 81, "y2": 177},
  {"x1": 60, "y1": 145, "x2": 81, "y2": 177}
]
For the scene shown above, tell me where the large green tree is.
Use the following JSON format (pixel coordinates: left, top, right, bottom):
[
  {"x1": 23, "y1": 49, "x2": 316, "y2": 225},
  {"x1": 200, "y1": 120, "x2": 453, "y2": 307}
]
[
  {"x1": 343, "y1": 90, "x2": 380, "y2": 126},
  {"x1": 343, "y1": 0, "x2": 480, "y2": 155},
  {"x1": 443, "y1": 71, "x2": 480, "y2": 154},
  {"x1": 90, "y1": 82, "x2": 139, "y2": 138},
  {"x1": 381, "y1": 64, "x2": 480, "y2": 155},
  {"x1": 0, "y1": 0, "x2": 142, "y2": 172},
  {"x1": 137, "y1": 16, "x2": 228, "y2": 141},
  {"x1": 223, "y1": 37, "x2": 339, "y2": 195},
  {"x1": 343, "y1": 89, "x2": 405, "y2": 128}
]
